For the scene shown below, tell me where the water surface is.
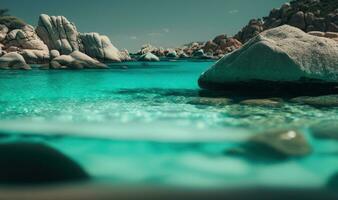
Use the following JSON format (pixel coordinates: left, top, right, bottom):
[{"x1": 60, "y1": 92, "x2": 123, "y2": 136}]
[{"x1": 0, "y1": 61, "x2": 337, "y2": 188}]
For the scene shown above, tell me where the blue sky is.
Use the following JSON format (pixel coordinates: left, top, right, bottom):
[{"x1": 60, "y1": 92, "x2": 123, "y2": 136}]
[{"x1": 1, "y1": 0, "x2": 288, "y2": 51}]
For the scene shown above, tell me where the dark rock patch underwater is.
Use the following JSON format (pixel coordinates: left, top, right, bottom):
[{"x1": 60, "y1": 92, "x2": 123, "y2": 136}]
[{"x1": 0, "y1": 142, "x2": 89, "y2": 185}]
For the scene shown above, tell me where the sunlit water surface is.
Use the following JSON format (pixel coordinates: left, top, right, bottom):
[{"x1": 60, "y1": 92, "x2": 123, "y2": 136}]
[{"x1": 0, "y1": 61, "x2": 337, "y2": 188}]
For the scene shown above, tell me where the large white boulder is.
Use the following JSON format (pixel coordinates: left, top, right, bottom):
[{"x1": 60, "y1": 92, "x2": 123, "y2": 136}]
[
  {"x1": 50, "y1": 51, "x2": 107, "y2": 69},
  {"x1": 36, "y1": 14, "x2": 81, "y2": 55},
  {"x1": 0, "y1": 52, "x2": 30, "y2": 70},
  {"x1": 36, "y1": 14, "x2": 129, "y2": 62},
  {"x1": 80, "y1": 33, "x2": 122, "y2": 62},
  {"x1": 198, "y1": 25, "x2": 338, "y2": 91}
]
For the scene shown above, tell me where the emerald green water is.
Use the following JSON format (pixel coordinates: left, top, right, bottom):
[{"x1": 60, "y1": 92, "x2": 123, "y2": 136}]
[{"x1": 0, "y1": 61, "x2": 337, "y2": 188}]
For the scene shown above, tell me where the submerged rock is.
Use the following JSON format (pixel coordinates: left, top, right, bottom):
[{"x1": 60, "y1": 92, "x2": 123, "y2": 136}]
[
  {"x1": 199, "y1": 25, "x2": 338, "y2": 93},
  {"x1": 187, "y1": 97, "x2": 232, "y2": 106},
  {"x1": 0, "y1": 142, "x2": 89, "y2": 184},
  {"x1": 240, "y1": 98, "x2": 282, "y2": 107},
  {"x1": 327, "y1": 172, "x2": 338, "y2": 189},
  {"x1": 50, "y1": 51, "x2": 107, "y2": 69},
  {"x1": 310, "y1": 121, "x2": 338, "y2": 140},
  {"x1": 138, "y1": 52, "x2": 160, "y2": 62},
  {"x1": 0, "y1": 52, "x2": 30, "y2": 69},
  {"x1": 249, "y1": 129, "x2": 311, "y2": 157},
  {"x1": 290, "y1": 95, "x2": 338, "y2": 107}
]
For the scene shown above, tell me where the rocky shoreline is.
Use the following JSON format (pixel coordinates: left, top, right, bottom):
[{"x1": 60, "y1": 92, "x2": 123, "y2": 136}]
[
  {"x1": 133, "y1": 0, "x2": 338, "y2": 62},
  {"x1": 0, "y1": 14, "x2": 131, "y2": 70},
  {"x1": 0, "y1": 0, "x2": 337, "y2": 69}
]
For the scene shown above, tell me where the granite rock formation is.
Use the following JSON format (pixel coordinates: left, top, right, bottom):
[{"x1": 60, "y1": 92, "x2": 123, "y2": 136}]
[{"x1": 199, "y1": 25, "x2": 338, "y2": 91}]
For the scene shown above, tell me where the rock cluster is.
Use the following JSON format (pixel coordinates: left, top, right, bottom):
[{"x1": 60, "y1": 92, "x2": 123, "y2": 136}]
[
  {"x1": 0, "y1": 52, "x2": 30, "y2": 69},
  {"x1": 235, "y1": 0, "x2": 338, "y2": 43},
  {"x1": 4, "y1": 25, "x2": 49, "y2": 64},
  {"x1": 136, "y1": 37, "x2": 242, "y2": 60},
  {"x1": 0, "y1": 14, "x2": 130, "y2": 69},
  {"x1": 146, "y1": 0, "x2": 337, "y2": 60},
  {"x1": 308, "y1": 31, "x2": 338, "y2": 42},
  {"x1": 199, "y1": 25, "x2": 338, "y2": 92},
  {"x1": 203, "y1": 35, "x2": 242, "y2": 58},
  {"x1": 138, "y1": 52, "x2": 160, "y2": 62},
  {"x1": 36, "y1": 14, "x2": 80, "y2": 55},
  {"x1": 50, "y1": 51, "x2": 108, "y2": 69}
]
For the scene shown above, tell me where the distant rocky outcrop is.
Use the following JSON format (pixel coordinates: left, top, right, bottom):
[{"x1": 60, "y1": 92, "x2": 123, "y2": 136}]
[
  {"x1": 36, "y1": 14, "x2": 129, "y2": 62},
  {"x1": 235, "y1": 0, "x2": 338, "y2": 43},
  {"x1": 140, "y1": 0, "x2": 337, "y2": 60},
  {"x1": 138, "y1": 52, "x2": 160, "y2": 62},
  {"x1": 199, "y1": 25, "x2": 338, "y2": 92},
  {"x1": 136, "y1": 36, "x2": 242, "y2": 60},
  {"x1": 203, "y1": 35, "x2": 242, "y2": 58},
  {"x1": 0, "y1": 14, "x2": 130, "y2": 69}
]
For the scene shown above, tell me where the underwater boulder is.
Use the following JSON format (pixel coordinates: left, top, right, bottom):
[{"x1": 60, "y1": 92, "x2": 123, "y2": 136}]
[
  {"x1": 310, "y1": 121, "x2": 338, "y2": 140},
  {"x1": 138, "y1": 52, "x2": 160, "y2": 62},
  {"x1": 240, "y1": 98, "x2": 283, "y2": 107},
  {"x1": 198, "y1": 25, "x2": 338, "y2": 93},
  {"x1": 0, "y1": 142, "x2": 89, "y2": 184},
  {"x1": 290, "y1": 95, "x2": 338, "y2": 108},
  {"x1": 327, "y1": 172, "x2": 338, "y2": 190},
  {"x1": 0, "y1": 52, "x2": 30, "y2": 69},
  {"x1": 187, "y1": 97, "x2": 232, "y2": 106},
  {"x1": 50, "y1": 50, "x2": 107, "y2": 69},
  {"x1": 249, "y1": 129, "x2": 311, "y2": 157}
]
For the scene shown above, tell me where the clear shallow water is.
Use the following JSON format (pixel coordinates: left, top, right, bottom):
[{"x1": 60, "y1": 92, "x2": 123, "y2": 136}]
[{"x1": 0, "y1": 61, "x2": 337, "y2": 188}]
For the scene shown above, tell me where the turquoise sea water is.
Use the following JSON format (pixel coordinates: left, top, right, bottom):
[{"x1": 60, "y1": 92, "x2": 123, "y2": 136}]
[{"x1": 0, "y1": 61, "x2": 337, "y2": 188}]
